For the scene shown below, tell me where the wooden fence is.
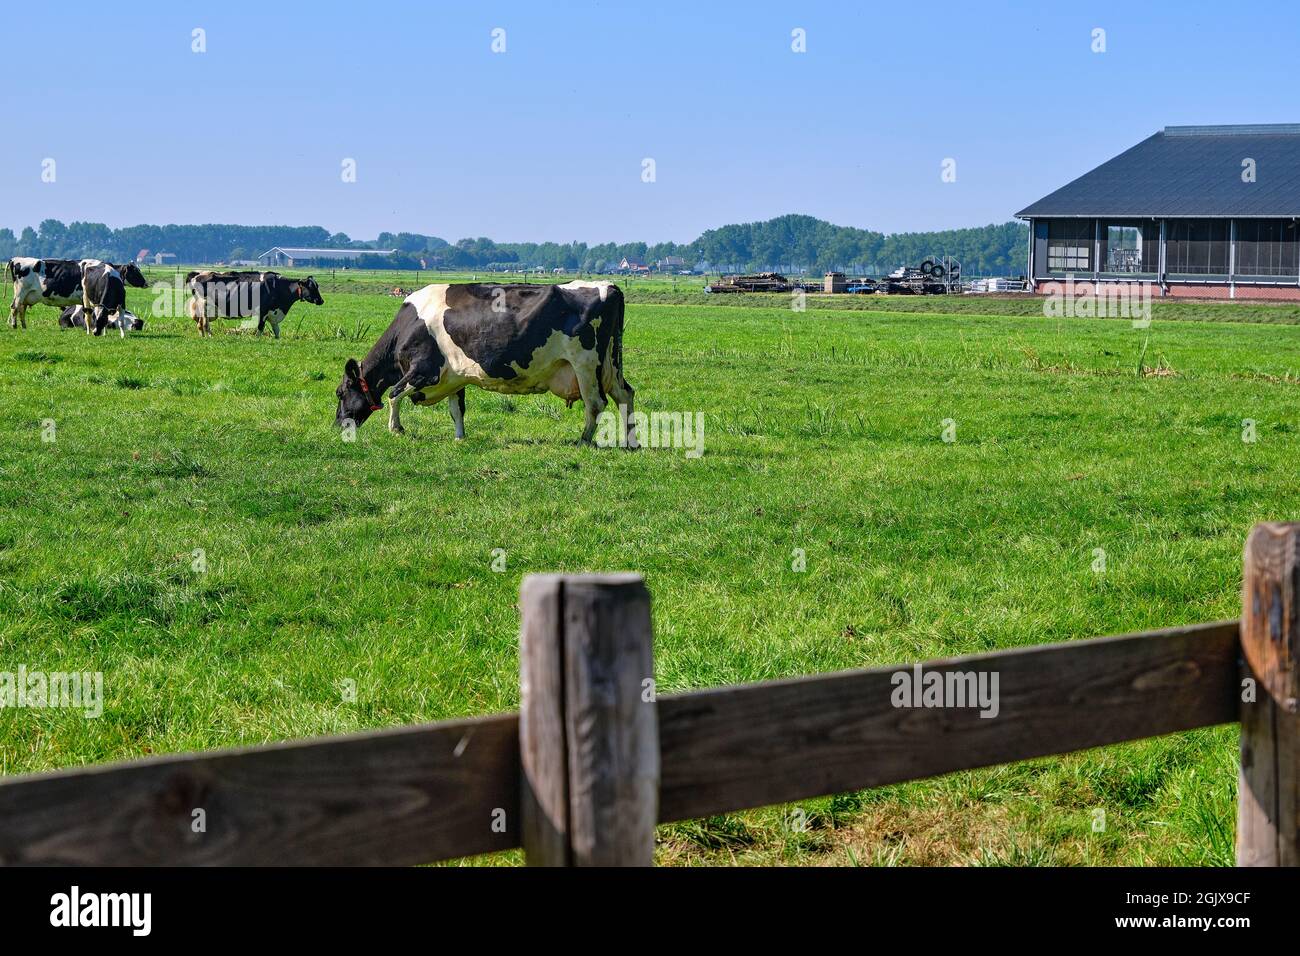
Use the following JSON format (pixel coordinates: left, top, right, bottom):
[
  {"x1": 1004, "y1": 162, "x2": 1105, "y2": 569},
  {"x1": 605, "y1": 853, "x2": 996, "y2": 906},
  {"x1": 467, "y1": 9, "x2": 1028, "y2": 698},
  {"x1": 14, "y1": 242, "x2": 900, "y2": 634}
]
[{"x1": 1, "y1": 522, "x2": 1296, "y2": 866}]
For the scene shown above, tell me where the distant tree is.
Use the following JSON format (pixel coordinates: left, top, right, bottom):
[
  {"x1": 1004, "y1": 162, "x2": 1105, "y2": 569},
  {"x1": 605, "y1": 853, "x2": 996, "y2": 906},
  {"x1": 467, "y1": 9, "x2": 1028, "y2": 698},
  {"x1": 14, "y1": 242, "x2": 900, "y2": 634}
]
[{"x1": 0, "y1": 215, "x2": 1027, "y2": 273}]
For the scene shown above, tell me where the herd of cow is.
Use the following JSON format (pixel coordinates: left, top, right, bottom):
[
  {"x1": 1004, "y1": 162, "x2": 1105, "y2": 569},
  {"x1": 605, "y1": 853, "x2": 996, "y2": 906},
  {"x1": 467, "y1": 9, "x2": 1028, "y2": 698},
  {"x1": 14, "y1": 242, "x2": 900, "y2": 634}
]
[
  {"x1": 6, "y1": 256, "x2": 637, "y2": 445},
  {"x1": 7, "y1": 258, "x2": 149, "y2": 336},
  {"x1": 6, "y1": 257, "x2": 323, "y2": 339}
]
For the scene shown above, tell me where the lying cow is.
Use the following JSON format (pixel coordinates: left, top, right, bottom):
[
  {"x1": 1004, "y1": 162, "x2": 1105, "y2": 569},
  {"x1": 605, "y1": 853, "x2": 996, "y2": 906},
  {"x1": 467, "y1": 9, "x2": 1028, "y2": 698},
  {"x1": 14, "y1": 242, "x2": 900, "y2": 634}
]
[
  {"x1": 59, "y1": 305, "x2": 143, "y2": 332},
  {"x1": 186, "y1": 270, "x2": 323, "y2": 337},
  {"x1": 7, "y1": 257, "x2": 146, "y2": 328},
  {"x1": 334, "y1": 281, "x2": 636, "y2": 445},
  {"x1": 80, "y1": 260, "x2": 135, "y2": 337}
]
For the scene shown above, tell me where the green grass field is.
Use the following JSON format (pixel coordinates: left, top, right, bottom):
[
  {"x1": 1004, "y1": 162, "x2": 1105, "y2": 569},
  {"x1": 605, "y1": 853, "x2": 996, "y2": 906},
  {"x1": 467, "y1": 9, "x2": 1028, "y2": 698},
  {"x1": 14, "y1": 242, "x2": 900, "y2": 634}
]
[{"x1": 3, "y1": 279, "x2": 1299, "y2": 865}]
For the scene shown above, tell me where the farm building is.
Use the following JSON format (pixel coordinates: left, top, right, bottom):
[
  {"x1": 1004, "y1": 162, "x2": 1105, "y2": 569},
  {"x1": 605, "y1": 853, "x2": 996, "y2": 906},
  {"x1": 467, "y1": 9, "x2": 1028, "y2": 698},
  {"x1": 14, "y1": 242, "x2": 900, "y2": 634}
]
[
  {"x1": 135, "y1": 250, "x2": 178, "y2": 265},
  {"x1": 257, "y1": 247, "x2": 397, "y2": 267},
  {"x1": 1018, "y1": 124, "x2": 1300, "y2": 300}
]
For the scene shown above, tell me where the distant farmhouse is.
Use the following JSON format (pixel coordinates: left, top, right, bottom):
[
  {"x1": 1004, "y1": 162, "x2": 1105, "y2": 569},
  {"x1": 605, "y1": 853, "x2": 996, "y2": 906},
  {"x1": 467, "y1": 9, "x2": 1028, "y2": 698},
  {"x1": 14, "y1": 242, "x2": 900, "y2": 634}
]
[
  {"x1": 657, "y1": 255, "x2": 687, "y2": 272},
  {"x1": 257, "y1": 247, "x2": 397, "y2": 268},
  {"x1": 1019, "y1": 124, "x2": 1300, "y2": 300},
  {"x1": 618, "y1": 257, "x2": 650, "y2": 273},
  {"x1": 135, "y1": 249, "x2": 177, "y2": 265}
]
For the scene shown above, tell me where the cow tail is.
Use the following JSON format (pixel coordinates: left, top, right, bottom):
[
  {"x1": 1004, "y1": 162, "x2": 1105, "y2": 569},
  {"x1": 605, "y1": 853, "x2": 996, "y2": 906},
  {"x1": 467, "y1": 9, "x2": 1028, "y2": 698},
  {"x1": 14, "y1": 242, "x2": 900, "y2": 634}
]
[{"x1": 610, "y1": 285, "x2": 626, "y2": 382}]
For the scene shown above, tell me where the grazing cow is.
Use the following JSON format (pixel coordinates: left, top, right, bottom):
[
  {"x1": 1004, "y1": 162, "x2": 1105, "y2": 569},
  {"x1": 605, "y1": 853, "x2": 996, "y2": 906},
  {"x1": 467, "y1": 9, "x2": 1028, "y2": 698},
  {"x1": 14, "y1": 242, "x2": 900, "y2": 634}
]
[
  {"x1": 59, "y1": 305, "x2": 143, "y2": 332},
  {"x1": 80, "y1": 260, "x2": 136, "y2": 337},
  {"x1": 186, "y1": 270, "x2": 323, "y2": 337},
  {"x1": 7, "y1": 257, "x2": 145, "y2": 328},
  {"x1": 334, "y1": 280, "x2": 636, "y2": 445}
]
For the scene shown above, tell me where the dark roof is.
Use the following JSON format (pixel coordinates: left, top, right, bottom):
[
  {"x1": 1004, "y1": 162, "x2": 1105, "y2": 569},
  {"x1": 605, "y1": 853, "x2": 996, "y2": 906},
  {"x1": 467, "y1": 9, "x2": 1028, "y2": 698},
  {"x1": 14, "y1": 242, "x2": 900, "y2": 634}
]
[
  {"x1": 1017, "y1": 125, "x2": 1300, "y2": 218},
  {"x1": 257, "y1": 247, "x2": 397, "y2": 259}
]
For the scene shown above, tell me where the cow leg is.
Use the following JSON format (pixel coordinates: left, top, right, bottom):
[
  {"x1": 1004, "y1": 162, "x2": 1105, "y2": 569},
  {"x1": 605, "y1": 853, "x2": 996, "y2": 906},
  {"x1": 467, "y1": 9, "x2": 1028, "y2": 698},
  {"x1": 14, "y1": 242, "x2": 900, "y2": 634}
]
[
  {"x1": 387, "y1": 365, "x2": 445, "y2": 435},
  {"x1": 574, "y1": 363, "x2": 607, "y2": 444},
  {"x1": 116, "y1": 309, "x2": 128, "y2": 339},
  {"x1": 607, "y1": 375, "x2": 638, "y2": 449},
  {"x1": 93, "y1": 308, "x2": 109, "y2": 337},
  {"x1": 192, "y1": 297, "x2": 212, "y2": 337},
  {"x1": 448, "y1": 389, "x2": 466, "y2": 440},
  {"x1": 388, "y1": 392, "x2": 406, "y2": 434},
  {"x1": 269, "y1": 312, "x2": 283, "y2": 339},
  {"x1": 386, "y1": 370, "x2": 421, "y2": 435}
]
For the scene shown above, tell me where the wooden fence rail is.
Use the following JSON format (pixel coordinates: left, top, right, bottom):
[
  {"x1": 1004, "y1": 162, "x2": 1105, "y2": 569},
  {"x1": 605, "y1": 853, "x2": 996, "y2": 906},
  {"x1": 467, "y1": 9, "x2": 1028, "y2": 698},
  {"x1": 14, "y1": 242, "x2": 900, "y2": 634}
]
[{"x1": 1, "y1": 523, "x2": 1296, "y2": 866}]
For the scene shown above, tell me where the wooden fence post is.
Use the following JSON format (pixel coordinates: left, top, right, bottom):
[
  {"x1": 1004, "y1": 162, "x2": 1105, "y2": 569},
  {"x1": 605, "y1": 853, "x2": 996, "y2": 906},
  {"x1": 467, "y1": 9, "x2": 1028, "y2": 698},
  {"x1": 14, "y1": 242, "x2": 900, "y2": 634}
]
[
  {"x1": 1239, "y1": 522, "x2": 1300, "y2": 866},
  {"x1": 519, "y1": 574, "x2": 658, "y2": 866}
]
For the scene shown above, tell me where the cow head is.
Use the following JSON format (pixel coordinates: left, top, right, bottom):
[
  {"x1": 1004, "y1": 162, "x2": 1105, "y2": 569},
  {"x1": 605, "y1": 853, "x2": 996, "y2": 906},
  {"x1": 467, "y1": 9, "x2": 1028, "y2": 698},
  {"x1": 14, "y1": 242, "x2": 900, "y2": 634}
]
[
  {"x1": 297, "y1": 276, "x2": 324, "y2": 305},
  {"x1": 335, "y1": 358, "x2": 380, "y2": 428},
  {"x1": 114, "y1": 262, "x2": 148, "y2": 288}
]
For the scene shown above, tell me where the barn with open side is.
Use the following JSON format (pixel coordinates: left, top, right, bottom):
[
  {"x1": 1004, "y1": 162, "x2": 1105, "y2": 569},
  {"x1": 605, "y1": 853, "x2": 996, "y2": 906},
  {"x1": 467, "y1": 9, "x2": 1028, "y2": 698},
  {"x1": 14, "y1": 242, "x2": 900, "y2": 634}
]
[
  {"x1": 1018, "y1": 124, "x2": 1300, "y2": 300},
  {"x1": 257, "y1": 247, "x2": 397, "y2": 268}
]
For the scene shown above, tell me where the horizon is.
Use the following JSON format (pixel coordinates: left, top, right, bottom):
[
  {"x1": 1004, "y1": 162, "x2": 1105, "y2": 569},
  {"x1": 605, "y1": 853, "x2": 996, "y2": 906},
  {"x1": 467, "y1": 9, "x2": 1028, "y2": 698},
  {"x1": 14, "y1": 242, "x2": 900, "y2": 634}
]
[
  {"x1": 4, "y1": 0, "x2": 1298, "y2": 242},
  {"x1": 0, "y1": 212, "x2": 1023, "y2": 249}
]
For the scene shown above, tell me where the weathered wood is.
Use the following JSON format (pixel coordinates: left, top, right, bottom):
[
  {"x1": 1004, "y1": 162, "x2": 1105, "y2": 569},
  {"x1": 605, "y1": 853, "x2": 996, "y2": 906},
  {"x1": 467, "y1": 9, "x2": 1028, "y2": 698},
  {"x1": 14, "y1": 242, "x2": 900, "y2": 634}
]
[
  {"x1": 519, "y1": 574, "x2": 570, "y2": 865},
  {"x1": 0, "y1": 713, "x2": 519, "y2": 866},
  {"x1": 520, "y1": 573, "x2": 658, "y2": 866},
  {"x1": 656, "y1": 620, "x2": 1240, "y2": 822},
  {"x1": 1238, "y1": 523, "x2": 1300, "y2": 866},
  {"x1": 562, "y1": 575, "x2": 658, "y2": 866},
  {"x1": 0, "y1": 610, "x2": 1249, "y2": 866}
]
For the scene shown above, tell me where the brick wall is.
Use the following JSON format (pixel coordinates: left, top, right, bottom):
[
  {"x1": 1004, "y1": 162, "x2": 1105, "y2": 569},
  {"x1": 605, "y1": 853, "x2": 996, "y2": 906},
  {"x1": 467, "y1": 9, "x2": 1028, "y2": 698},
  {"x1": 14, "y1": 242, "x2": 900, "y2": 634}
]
[
  {"x1": 1034, "y1": 280, "x2": 1300, "y2": 302},
  {"x1": 1164, "y1": 283, "x2": 1300, "y2": 301}
]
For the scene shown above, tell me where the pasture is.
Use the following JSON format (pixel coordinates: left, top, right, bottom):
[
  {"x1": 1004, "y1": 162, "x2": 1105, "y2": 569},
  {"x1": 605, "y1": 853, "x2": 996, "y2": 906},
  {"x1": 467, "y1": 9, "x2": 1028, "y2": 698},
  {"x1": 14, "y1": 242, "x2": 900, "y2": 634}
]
[{"x1": 3, "y1": 279, "x2": 1299, "y2": 865}]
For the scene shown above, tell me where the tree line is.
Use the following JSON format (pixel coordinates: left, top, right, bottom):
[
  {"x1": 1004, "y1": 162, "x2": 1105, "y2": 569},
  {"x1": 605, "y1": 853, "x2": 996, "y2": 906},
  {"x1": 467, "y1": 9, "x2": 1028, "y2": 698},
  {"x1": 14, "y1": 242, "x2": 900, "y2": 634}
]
[{"x1": 0, "y1": 214, "x2": 1028, "y2": 276}]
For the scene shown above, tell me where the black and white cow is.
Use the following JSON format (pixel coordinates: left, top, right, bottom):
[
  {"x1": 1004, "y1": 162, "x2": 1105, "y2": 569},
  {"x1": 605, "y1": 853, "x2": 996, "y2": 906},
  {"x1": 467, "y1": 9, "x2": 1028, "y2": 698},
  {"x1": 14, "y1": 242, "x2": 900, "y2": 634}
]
[
  {"x1": 334, "y1": 281, "x2": 636, "y2": 445},
  {"x1": 59, "y1": 305, "x2": 143, "y2": 332},
  {"x1": 186, "y1": 270, "x2": 323, "y2": 337},
  {"x1": 6, "y1": 257, "x2": 145, "y2": 328},
  {"x1": 80, "y1": 260, "x2": 135, "y2": 337}
]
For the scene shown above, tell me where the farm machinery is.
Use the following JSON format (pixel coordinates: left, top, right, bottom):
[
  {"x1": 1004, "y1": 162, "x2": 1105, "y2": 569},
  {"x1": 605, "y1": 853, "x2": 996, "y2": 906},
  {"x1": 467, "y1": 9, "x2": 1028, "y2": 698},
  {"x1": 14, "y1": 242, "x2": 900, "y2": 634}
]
[
  {"x1": 825, "y1": 256, "x2": 963, "y2": 295},
  {"x1": 704, "y1": 272, "x2": 821, "y2": 293},
  {"x1": 877, "y1": 256, "x2": 962, "y2": 295},
  {"x1": 707, "y1": 257, "x2": 964, "y2": 295}
]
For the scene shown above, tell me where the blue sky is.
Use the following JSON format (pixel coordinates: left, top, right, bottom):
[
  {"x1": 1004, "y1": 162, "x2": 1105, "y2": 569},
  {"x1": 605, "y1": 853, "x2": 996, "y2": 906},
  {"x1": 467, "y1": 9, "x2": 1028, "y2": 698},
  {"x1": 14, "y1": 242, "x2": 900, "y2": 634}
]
[{"x1": 4, "y1": 0, "x2": 1298, "y2": 243}]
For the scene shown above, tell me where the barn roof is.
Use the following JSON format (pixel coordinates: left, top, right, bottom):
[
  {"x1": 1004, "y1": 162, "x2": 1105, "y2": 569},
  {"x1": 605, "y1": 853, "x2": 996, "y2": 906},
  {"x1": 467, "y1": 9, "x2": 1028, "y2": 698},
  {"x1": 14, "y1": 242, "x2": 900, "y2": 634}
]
[
  {"x1": 258, "y1": 247, "x2": 397, "y2": 259},
  {"x1": 1016, "y1": 125, "x2": 1300, "y2": 218}
]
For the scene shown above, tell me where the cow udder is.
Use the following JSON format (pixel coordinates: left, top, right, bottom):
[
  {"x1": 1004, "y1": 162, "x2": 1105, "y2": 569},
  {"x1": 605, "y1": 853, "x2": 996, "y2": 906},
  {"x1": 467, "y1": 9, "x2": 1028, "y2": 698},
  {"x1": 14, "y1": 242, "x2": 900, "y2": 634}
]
[{"x1": 547, "y1": 364, "x2": 581, "y2": 406}]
